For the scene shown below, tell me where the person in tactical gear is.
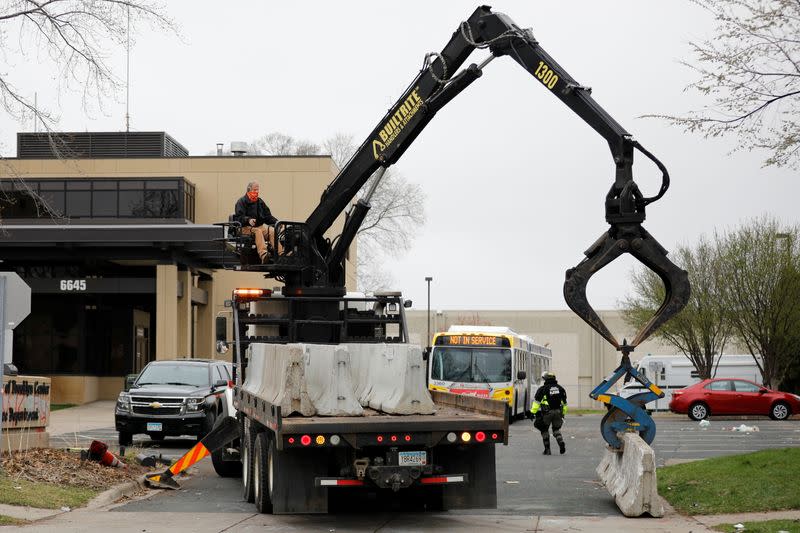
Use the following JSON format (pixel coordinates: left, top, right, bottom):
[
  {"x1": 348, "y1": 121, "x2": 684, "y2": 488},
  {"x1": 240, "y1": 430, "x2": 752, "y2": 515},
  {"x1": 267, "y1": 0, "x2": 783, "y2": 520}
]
[{"x1": 530, "y1": 371, "x2": 567, "y2": 455}]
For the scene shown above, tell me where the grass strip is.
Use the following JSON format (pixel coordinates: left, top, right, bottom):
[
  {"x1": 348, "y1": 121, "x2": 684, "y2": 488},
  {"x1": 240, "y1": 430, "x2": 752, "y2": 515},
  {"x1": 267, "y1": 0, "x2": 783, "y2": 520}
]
[
  {"x1": 0, "y1": 515, "x2": 29, "y2": 526},
  {"x1": 712, "y1": 519, "x2": 800, "y2": 532},
  {"x1": 659, "y1": 448, "x2": 800, "y2": 515},
  {"x1": 0, "y1": 474, "x2": 99, "y2": 509}
]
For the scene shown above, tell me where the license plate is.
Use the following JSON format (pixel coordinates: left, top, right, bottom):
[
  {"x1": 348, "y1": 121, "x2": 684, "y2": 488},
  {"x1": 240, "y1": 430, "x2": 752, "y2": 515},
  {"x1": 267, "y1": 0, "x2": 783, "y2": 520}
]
[
  {"x1": 398, "y1": 451, "x2": 426, "y2": 466},
  {"x1": 146, "y1": 422, "x2": 163, "y2": 432}
]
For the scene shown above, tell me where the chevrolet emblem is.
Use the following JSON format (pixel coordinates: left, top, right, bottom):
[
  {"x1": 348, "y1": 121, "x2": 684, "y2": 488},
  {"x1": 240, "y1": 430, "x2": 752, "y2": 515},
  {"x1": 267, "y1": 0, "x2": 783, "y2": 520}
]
[{"x1": 149, "y1": 402, "x2": 162, "y2": 409}]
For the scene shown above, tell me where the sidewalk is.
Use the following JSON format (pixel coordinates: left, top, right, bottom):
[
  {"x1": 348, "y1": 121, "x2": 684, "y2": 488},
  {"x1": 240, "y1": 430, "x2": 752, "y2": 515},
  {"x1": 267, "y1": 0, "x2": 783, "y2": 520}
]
[{"x1": 47, "y1": 401, "x2": 116, "y2": 437}]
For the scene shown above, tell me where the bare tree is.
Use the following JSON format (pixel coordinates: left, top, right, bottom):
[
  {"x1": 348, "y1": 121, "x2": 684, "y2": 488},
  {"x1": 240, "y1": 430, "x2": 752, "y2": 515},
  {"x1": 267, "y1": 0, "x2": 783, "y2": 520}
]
[
  {"x1": 645, "y1": 0, "x2": 800, "y2": 168},
  {"x1": 0, "y1": 1, "x2": 176, "y2": 141},
  {"x1": 715, "y1": 217, "x2": 800, "y2": 388},
  {"x1": 251, "y1": 132, "x2": 318, "y2": 156},
  {"x1": 0, "y1": 1, "x2": 176, "y2": 224},
  {"x1": 251, "y1": 131, "x2": 427, "y2": 292},
  {"x1": 621, "y1": 238, "x2": 730, "y2": 379}
]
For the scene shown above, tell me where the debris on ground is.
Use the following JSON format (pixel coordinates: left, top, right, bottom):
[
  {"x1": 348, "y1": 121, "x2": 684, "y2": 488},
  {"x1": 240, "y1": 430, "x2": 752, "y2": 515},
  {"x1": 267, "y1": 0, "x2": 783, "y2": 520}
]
[
  {"x1": 699, "y1": 419, "x2": 710, "y2": 430},
  {"x1": 1, "y1": 449, "x2": 147, "y2": 490},
  {"x1": 87, "y1": 440, "x2": 125, "y2": 468},
  {"x1": 728, "y1": 424, "x2": 760, "y2": 433}
]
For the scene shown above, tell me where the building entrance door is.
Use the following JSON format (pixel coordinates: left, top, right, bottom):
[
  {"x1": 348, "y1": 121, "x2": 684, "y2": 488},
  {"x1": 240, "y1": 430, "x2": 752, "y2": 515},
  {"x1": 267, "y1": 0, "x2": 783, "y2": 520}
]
[{"x1": 133, "y1": 309, "x2": 151, "y2": 373}]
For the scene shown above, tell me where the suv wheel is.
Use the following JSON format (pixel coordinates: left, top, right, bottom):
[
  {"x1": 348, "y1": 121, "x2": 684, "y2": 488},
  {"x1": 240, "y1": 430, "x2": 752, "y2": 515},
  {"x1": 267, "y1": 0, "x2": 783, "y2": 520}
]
[
  {"x1": 688, "y1": 402, "x2": 709, "y2": 421},
  {"x1": 770, "y1": 402, "x2": 790, "y2": 420},
  {"x1": 118, "y1": 431, "x2": 133, "y2": 446}
]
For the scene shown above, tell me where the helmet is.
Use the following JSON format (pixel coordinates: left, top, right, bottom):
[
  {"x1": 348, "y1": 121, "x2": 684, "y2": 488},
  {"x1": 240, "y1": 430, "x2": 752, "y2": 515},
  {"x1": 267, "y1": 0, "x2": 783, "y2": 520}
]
[{"x1": 541, "y1": 371, "x2": 556, "y2": 381}]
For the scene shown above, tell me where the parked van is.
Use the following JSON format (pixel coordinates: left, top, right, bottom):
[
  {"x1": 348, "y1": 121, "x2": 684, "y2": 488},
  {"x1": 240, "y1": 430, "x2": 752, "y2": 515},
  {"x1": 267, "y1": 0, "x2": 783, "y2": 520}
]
[{"x1": 619, "y1": 354, "x2": 762, "y2": 411}]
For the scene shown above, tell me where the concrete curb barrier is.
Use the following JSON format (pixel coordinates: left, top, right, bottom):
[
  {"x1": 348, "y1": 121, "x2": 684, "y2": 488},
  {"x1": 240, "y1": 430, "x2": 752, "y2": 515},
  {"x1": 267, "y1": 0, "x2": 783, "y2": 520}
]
[
  {"x1": 596, "y1": 433, "x2": 664, "y2": 517},
  {"x1": 86, "y1": 479, "x2": 143, "y2": 509}
]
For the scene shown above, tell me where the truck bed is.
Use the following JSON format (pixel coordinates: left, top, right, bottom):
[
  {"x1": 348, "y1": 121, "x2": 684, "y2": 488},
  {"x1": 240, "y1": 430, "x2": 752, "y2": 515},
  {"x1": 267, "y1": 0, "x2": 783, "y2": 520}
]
[{"x1": 236, "y1": 389, "x2": 509, "y2": 443}]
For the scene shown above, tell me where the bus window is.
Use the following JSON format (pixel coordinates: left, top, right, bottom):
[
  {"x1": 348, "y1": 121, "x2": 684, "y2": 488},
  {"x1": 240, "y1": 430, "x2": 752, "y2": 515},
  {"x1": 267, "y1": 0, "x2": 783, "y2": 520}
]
[{"x1": 431, "y1": 347, "x2": 511, "y2": 383}]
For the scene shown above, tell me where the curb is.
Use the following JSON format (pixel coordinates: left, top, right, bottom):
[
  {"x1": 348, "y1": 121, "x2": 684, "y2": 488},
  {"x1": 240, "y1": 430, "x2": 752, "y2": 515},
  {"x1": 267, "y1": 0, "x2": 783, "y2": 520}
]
[{"x1": 86, "y1": 479, "x2": 145, "y2": 509}]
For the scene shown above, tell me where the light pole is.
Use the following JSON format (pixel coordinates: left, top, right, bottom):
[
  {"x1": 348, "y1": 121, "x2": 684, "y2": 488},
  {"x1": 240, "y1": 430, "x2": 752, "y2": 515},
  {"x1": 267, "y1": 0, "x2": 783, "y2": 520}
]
[{"x1": 425, "y1": 276, "x2": 433, "y2": 348}]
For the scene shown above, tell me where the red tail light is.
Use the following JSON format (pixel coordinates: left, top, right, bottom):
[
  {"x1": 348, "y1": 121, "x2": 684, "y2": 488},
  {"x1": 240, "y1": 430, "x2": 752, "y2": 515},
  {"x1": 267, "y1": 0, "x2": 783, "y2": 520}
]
[
  {"x1": 475, "y1": 431, "x2": 486, "y2": 442},
  {"x1": 300, "y1": 435, "x2": 311, "y2": 446},
  {"x1": 404, "y1": 435, "x2": 411, "y2": 442},
  {"x1": 288, "y1": 437, "x2": 295, "y2": 444},
  {"x1": 491, "y1": 433, "x2": 498, "y2": 440},
  {"x1": 377, "y1": 435, "x2": 384, "y2": 443},
  {"x1": 390, "y1": 435, "x2": 398, "y2": 442}
]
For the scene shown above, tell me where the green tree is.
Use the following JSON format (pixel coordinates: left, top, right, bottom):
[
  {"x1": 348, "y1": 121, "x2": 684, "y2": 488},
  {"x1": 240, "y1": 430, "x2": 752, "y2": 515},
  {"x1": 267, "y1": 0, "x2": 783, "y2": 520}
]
[
  {"x1": 715, "y1": 218, "x2": 800, "y2": 389},
  {"x1": 646, "y1": 0, "x2": 800, "y2": 168},
  {"x1": 622, "y1": 238, "x2": 729, "y2": 379}
]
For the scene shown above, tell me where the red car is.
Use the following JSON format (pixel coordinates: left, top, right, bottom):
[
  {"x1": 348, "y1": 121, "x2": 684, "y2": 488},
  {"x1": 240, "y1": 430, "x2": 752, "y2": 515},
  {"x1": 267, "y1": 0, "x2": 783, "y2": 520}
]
[{"x1": 669, "y1": 378, "x2": 800, "y2": 421}]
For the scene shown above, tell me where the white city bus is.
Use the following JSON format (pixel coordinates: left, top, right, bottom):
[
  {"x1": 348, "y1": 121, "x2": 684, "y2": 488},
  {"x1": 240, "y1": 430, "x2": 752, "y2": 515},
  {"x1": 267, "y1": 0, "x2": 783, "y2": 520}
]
[{"x1": 428, "y1": 326, "x2": 552, "y2": 423}]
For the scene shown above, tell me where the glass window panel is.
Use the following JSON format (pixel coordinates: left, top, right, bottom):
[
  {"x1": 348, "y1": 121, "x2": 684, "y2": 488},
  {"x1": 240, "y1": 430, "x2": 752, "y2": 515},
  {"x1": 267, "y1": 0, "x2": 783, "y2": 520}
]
[
  {"x1": 40, "y1": 190, "x2": 65, "y2": 216},
  {"x1": 0, "y1": 180, "x2": 14, "y2": 191},
  {"x1": 119, "y1": 190, "x2": 144, "y2": 216},
  {"x1": 92, "y1": 190, "x2": 117, "y2": 217},
  {"x1": 144, "y1": 190, "x2": 178, "y2": 217},
  {"x1": 40, "y1": 181, "x2": 64, "y2": 191},
  {"x1": 66, "y1": 181, "x2": 91, "y2": 190},
  {"x1": 92, "y1": 180, "x2": 117, "y2": 190},
  {"x1": 5, "y1": 191, "x2": 40, "y2": 217},
  {"x1": 66, "y1": 190, "x2": 91, "y2": 217},
  {"x1": 118, "y1": 181, "x2": 144, "y2": 190},
  {"x1": 733, "y1": 380, "x2": 760, "y2": 392},
  {"x1": 705, "y1": 380, "x2": 733, "y2": 391},
  {"x1": 145, "y1": 180, "x2": 178, "y2": 190}
]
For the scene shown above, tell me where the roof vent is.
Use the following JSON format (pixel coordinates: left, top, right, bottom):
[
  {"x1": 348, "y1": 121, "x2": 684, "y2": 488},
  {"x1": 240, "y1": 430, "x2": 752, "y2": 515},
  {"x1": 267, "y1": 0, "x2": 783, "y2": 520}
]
[{"x1": 231, "y1": 141, "x2": 248, "y2": 156}]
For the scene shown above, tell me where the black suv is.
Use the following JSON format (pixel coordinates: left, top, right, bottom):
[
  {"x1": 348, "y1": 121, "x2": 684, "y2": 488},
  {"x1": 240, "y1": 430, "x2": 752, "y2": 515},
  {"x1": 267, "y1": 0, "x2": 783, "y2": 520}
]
[{"x1": 115, "y1": 359, "x2": 232, "y2": 446}]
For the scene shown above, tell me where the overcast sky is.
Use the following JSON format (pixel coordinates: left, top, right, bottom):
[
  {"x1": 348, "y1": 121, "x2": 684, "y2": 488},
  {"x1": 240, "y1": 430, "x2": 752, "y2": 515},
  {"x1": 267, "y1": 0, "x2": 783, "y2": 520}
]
[{"x1": 3, "y1": 1, "x2": 798, "y2": 311}]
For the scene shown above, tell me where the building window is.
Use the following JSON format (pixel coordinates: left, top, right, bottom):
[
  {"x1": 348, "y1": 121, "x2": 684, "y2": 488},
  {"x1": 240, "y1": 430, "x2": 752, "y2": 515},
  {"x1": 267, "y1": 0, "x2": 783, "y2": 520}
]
[{"x1": 0, "y1": 177, "x2": 195, "y2": 222}]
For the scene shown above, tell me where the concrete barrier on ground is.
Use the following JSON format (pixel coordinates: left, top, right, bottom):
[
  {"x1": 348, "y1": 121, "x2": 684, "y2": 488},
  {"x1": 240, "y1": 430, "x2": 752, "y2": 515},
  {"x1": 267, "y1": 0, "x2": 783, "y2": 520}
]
[
  {"x1": 348, "y1": 344, "x2": 435, "y2": 415},
  {"x1": 596, "y1": 432, "x2": 664, "y2": 518}
]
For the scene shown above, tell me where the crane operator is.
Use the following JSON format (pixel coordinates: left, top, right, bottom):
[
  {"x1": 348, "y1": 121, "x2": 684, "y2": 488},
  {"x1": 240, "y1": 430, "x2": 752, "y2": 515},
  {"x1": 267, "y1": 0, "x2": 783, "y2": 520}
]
[{"x1": 234, "y1": 181, "x2": 279, "y2": 263}]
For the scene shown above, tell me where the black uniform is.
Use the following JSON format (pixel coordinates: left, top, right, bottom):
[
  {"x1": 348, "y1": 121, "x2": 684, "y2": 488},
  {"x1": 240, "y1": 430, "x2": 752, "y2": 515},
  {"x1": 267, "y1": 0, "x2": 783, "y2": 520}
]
[
  {"x1": 234, "y1": 194, "x2": 277, "y2": 227},
  {"x1": 532, "y1": 378, "x2": 567, "y2": 455}
]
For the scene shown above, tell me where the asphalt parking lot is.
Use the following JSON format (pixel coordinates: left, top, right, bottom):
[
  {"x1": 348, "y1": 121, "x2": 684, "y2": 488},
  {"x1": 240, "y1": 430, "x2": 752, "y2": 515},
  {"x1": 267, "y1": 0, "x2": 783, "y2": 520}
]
[{"x1": 53, "y1": 413, "x2": 800, "y2": 518}]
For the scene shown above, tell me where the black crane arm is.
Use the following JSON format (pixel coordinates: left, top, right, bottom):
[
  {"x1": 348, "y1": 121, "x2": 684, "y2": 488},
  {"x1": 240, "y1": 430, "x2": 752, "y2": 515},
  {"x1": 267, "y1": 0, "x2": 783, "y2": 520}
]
[
  {"x1": 259, "y1": 6, "x2": 688, "y2": 361},
  {"x1": 314, "y1": 6, "x2": 670, "y2": 275}
]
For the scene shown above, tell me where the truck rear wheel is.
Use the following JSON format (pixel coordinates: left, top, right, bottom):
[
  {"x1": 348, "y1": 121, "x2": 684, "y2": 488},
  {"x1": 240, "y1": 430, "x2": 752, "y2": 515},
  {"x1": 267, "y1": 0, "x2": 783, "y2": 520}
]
[
  {"x1": 241, "y1": 419, "x2": 256, "y2": 503},
  {"x1": 253, "y1": 432, "x2": 273, "y2": 514}
]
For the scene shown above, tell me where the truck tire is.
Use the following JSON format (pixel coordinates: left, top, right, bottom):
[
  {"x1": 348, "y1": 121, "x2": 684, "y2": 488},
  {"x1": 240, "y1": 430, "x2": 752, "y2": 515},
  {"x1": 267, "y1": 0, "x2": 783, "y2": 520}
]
[
  {"x1": 267, "y1": 438, "x2": 282, "y2": 505},
  {"x1": 212, "y1": 446, "x2": 241, "y2": 477},
  {"x1": 241, "y1": 419, "x2": 256, "y2": 503},
  {"x1": 253, "y1": 432, "x2": 273, "y2": 514}
]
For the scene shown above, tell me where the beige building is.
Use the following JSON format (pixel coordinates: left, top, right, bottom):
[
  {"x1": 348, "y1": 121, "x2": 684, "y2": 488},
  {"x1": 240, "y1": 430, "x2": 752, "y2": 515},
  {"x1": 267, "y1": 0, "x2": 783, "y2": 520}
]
[
  {"x1": 405, "y1": 309, "x2": 676, "y2": 408},
  {"x1": 1, "y1": 132, "x2": 352, "y2": 404}
]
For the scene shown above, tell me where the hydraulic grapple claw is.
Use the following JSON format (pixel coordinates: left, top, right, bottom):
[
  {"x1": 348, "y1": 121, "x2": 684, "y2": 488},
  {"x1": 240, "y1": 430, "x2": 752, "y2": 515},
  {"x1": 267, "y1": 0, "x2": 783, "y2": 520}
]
[{"x1": 564, "y1": 223, "x2": 691, "y2": 351}]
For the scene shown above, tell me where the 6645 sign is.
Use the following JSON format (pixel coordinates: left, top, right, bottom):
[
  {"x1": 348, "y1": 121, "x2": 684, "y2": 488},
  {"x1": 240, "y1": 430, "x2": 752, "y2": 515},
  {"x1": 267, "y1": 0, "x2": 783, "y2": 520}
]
[{"x1": 60, "y1": 279, "x2": 87, "y2": 291}]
